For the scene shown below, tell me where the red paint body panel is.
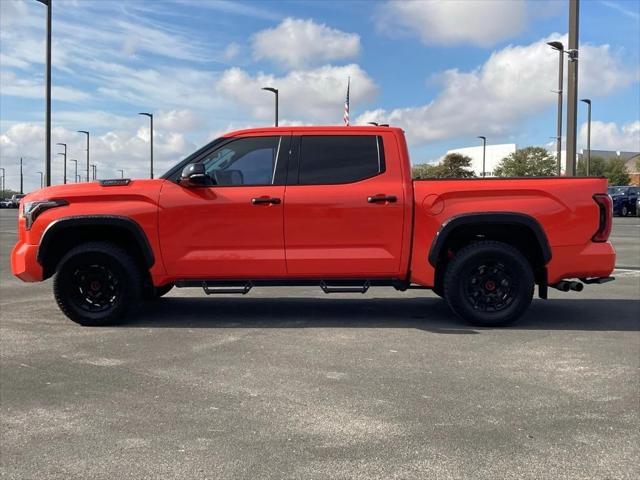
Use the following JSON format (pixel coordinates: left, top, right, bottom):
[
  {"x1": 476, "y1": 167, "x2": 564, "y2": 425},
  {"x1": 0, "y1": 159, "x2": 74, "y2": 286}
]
[{"x1": 11, "y1": 126, "x2": 615, "y2": 289}]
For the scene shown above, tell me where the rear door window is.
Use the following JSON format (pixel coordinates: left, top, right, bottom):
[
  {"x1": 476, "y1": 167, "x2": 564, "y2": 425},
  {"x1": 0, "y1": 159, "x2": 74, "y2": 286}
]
[{"x1": 298, "y1": 135, "x2": 384, "y2": 184}]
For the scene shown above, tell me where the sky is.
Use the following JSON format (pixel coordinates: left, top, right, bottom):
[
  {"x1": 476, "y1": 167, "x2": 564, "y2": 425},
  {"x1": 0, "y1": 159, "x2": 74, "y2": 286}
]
[{"x1": 1, "y1": 0, "x2": 639, "y2": 193}]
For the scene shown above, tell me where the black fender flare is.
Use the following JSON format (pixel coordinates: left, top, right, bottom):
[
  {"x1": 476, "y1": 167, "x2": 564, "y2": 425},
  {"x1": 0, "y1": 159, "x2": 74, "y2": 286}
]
[
  {"x1": 428, "y1": 212, "x2": 552, "y2": 267},
  {"x1": 37, "y1": 215, "x2": 155, "y2": 268}
]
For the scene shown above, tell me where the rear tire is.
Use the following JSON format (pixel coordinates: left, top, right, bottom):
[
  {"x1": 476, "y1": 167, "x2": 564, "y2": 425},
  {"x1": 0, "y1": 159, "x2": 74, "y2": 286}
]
[
  {"x1": 443, "y1": 241, "x2": 534, "y2": 327},
  {"x1": 622, "y1": 205, "x2": 629, "y2": 216},
  {"x1": 53, "y1": 242, "x2": 142, "y2": 326}
]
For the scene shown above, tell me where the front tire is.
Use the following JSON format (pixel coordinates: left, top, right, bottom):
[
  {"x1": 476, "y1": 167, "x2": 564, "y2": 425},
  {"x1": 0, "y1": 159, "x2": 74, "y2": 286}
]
[
  {"x1": 53, "y1": 242, "x2": 142, "y2": 326},
  {"x1": 622, "y1": 205, "x2": 629, "y2": 216},
  {"x1": 443, "y1": 241, "x2": 534, "y2": 327}
]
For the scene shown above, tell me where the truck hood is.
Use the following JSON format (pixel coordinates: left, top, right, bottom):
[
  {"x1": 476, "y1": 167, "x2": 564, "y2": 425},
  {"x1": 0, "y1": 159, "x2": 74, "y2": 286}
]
[{"x1": 22, "y1": 179, "x2": 166, "y2": 203}]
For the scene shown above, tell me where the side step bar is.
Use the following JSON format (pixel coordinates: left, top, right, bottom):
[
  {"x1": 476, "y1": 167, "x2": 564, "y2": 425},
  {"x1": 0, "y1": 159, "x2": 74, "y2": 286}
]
[
  {"x1": 201, "y1": 281, "x2": 253, "y2": 295},
  {"x1": 174, "y1": 278, "x2": 415, "y2": 294},
  {"x1": 320, "y1": 280, "x2": 370, "y2": 294}
]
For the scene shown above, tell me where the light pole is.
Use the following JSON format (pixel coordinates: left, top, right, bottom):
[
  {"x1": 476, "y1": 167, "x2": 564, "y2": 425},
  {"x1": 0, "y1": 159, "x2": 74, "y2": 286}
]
[
  {"x1": 37, "y1": 171, "x2": 43, "y2": 188},
  {"x1": 90, "y1": 164, "x2": 97, "y2": 180},
  {"x1": 477, "y1": 136, "x2": 487, "y2": 177},
  {"x1": 0, "y1": 168, "x2": 5, "y2": 198},
  {"x1": 566, "y1": 0, "x2": 580, "y2": 176},
  {"x1": 70, "y1": 159, "x2": 78, "y2": 183},
  {"x1": 76, "y1": 174, "x2": 81, "y2": 183},
  {"x1": 138, "y1": 113, "x2": 154, "y2": 178},
  {"x1": 19, "y1": 157, "x2": 23, "y2": 194},
  {"x1": 56, "y1": 142, "x2": 67, "y2": 184},
  {"x1": 77, "y1": 131, "x2": 90, "y2": 181},
  {"x1": 547, "y1": 41, "x2": 564, "y2": 176},
  {"x1": 35, "y1": 0, "x2": 52, "y2": 186},
  {"x1": 261, "y1": 87, "x2": 279, "y2": 127},
  {"x1": 117, "y1": 169, "x2": 124, "y2": 178},
  {"x1": 581, "y1": 98, "x2": 591, "y2": 176}
]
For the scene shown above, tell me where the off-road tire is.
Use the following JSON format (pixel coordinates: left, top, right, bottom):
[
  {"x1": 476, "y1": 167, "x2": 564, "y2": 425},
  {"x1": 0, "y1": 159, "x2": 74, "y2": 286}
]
[
  {"x1": 53, "y1": 242, "x2": 142, "y2": 326},
  {"x1": 443, "y1": 241, "x2": 534, "y2": 327}
]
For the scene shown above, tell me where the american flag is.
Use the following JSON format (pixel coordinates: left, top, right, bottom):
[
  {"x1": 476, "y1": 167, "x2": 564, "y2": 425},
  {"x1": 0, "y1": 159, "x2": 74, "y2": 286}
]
[{"x1": 343, "y1": 77, "x2": 350, "y2": 126}]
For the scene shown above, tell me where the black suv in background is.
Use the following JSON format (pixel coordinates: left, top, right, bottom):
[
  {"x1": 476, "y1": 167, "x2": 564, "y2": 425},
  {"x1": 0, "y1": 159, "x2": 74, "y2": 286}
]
[{"x1": 608, "y1": 186, "x2": 639, "y2": 216}]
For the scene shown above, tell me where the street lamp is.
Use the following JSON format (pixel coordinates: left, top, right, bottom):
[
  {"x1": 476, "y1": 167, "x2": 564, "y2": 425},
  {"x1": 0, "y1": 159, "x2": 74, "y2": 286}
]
[
  {"x1": 547, "y1": 41, "x2": 564, "y2": 176},
  {"x1": 581, "y1": 98, "x2": 592, "y2": 176},
  {"x1": 261, "y1": 87, "x2": 279, "y2": 127},
  {"x1": 19, "y1": 157, "x2": 23, "y2": 194},
  {"x1": 117, "y1": 169, "x2": 124, "y2": 178},
  {"x1": 77, "y1": 130, "x2": 89, "y2": 181},
  {"x1": 56, "y1": 142, "x2": 67, "y2": 184},
  {"x1": 138, "y1": 113, "x2": 154, "y2": 179},
  {"x1": 90, "y1": 164, "x2": 97, "y2": 180},
  {"x1": 70, "y1": 159, "x2": 78, "y2": 183},
  {"x1": 37, "y1": 171, "x2": 43, "y2": 188},
  {"x1": 0, "y1": 168, "x2": 5, "y2": 199},
  {"x1": 477, "y1": 136, "x2": 487, "y2": 177},
  {"x1": 35, "y1": 0, "x2": 52, "y2": 186}
]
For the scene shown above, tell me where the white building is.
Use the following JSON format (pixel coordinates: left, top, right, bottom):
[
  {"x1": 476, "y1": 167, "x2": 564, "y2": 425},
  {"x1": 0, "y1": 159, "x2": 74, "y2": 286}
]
[{"x1": 446, "y1": 144, "x2": 517, "y2": 177}]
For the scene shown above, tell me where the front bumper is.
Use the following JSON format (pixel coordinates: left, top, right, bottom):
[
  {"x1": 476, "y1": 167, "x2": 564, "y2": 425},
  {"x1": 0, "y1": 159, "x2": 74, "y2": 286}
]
[{"x1": 11, "y1": 241, "x2": 43, "y2": 282}]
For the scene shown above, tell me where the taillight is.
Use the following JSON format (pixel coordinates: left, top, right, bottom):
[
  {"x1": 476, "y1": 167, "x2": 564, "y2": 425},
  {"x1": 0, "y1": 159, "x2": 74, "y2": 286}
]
[{"x1": 592, "y1": 193, "x2": 612, "y2": 242}]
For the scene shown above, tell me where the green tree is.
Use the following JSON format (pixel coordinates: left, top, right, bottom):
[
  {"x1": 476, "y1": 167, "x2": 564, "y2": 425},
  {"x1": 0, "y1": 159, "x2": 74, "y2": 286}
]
[
  {"x1": 493, "y1": 147, "x2": 557, "y2": 177},
  {"x1": 603, "y1": 158, "x2": 630, "y2": 185},
  {"x1": 412, "y1": 163, "x2": 440, "y2": 179},
  {"x1": 577, "y1": 156, "x2": 607, "y2": 176},
  {"x1": 635, "y1": 156, "x2": 640, "y2": 172},
  {"x1": 412, "y1": 153, "x2": 475, "y2": 179},
  {"x1": 438, "y1": 153, "x2": 475, "y2": 178}
]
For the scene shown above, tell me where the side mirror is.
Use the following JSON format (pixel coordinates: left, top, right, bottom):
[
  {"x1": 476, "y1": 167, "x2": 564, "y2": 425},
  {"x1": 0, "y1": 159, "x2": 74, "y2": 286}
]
[{"x1": 180, "y1": 163, "x2": 207, "y2": 187}]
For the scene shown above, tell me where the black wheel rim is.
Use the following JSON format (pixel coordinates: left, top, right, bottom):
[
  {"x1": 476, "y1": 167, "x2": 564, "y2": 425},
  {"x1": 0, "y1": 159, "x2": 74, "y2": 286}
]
[
  {"x1": 69, "y1": 264, "x2": 121, "y2": 313},
  {"x1": 465, "y1": 261, "x2": 517, "y2": 312}
]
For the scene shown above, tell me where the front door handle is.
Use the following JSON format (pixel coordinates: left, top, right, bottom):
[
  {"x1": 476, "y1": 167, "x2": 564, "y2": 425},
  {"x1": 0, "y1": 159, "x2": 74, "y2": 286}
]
[
  {"x1": 367, "y1": 195, "x2": 397, "y2": 204},
  {"x1": 251, "y1": 197, "x2": 281, "y2": 205}
]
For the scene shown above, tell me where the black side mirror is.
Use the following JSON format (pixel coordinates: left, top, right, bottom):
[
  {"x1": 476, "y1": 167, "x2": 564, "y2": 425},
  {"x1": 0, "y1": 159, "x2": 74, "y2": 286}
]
[{"x1": 180, "y1": 163, "x2": 208, "y2": 187}]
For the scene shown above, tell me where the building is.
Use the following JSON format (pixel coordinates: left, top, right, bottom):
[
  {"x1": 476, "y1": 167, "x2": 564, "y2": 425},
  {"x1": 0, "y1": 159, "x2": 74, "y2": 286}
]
[{"x1": 446, "y1": 144, "x2": 517, "y2": 177}]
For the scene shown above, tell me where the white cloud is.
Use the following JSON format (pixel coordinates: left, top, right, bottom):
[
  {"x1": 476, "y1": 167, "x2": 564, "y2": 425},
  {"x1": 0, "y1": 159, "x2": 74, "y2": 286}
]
[
  {"x1": 216, "y1": 64, "x2": 377, "y2": 124},
  {"x1": 251, "y1": 18, "x2": 360, "y2": 68},
  {"x1": 0, "y1": 123, "x2": 198, "y2": 192},
  {"x1": 357, "y1": 34, "x2": 636, "y2": 146},
  {"x1": 376, "y1": 0, "x2": 527, "y2": 47},
  {"x1": 580, "y1": 120, "x2": 640, "y2": 152},
  {"x1": 223, "y1": 42, "x2": 241, "y2": 61},
  {"x1": 0, "y1": 71, "x2": 90, "y2": 102}
]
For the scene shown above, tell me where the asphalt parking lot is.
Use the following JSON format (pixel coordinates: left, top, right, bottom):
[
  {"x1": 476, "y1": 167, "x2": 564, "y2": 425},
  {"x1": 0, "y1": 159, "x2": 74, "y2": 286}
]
[{"x1": 1, "y1": 208, "x2": 638, "y2": 479}]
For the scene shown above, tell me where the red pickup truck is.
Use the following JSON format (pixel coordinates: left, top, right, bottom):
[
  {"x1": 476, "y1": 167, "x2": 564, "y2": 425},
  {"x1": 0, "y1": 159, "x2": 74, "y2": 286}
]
[{"x1": 11, "y1": 126, "x2": 615, "y2": 327}]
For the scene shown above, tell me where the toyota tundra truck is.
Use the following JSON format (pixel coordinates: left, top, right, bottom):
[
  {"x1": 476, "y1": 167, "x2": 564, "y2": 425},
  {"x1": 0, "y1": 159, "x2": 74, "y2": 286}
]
[{"x1": 11, "y1": 126, "x2": 615, "y2": 327}]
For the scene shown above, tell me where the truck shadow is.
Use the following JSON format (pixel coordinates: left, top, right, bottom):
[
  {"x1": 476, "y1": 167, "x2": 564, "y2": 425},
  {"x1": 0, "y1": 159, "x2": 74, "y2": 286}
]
[{"x1": 125, "y1": 296, "x2": 640, "y2": 333}]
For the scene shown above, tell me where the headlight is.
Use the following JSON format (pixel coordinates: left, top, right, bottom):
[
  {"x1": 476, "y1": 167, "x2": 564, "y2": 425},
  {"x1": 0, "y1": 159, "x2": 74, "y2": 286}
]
[{"x1": 23, "y1": 199, "x2": 68, "y2": 230}]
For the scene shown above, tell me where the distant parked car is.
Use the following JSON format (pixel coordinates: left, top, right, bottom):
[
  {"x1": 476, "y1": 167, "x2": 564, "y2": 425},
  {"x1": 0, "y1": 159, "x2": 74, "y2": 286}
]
[
  {"x1": 9, "y1": 194, "x2": 26, "y2": 208},
  {"x1": 0, "y1": 198, "x2": 12, "y2": 208},
  {"x1": 608, "y1": 186, "x2": 639, "y2": 216},
  {"x1": 636, "y1": 197, "x2": 640, "y2": 217}
]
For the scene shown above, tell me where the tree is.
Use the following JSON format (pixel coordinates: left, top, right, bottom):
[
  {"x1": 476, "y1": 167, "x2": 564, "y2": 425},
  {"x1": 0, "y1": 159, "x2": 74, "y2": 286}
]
[
  {"x1": 603, "y1": 158, "x2": 630, "y2": 186},
  {"x1": 412, "y1": 153, "x2": 475, "y2": 179},
  {"x1": 577, "y1": 156, "x2": 607, "y2": 176},
  {"x1": 493, "y1": 147, "x2": 557, "y2": 177},
  {"x1": 412, "y1": 163, "x2": 441, "y2": 179}
]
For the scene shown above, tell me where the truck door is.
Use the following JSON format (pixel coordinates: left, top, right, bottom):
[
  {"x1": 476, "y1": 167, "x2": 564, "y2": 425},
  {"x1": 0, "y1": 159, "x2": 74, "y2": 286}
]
[
  {"x1": 159, "y1": 135, "x2": 289, "y2": 278},
  {"x1": 283, "y1": 133, "x2": 405, "y2": 277}
]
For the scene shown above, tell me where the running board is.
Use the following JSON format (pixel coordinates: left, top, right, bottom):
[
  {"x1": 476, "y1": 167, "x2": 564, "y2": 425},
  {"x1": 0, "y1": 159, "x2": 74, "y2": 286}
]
[
  {"x1": 201, "y1": 281, "x2": 253, "y2": 295},
  {"x1": 320, "y1": 280, "x2": 370, "y2": 294}
]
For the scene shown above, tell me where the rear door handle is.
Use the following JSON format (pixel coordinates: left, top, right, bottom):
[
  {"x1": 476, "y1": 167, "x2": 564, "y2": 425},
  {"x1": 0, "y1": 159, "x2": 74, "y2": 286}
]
[
  {"x1": 251, "y1": 197, "x2": 281, "y2": 205},
  {"x1": 367, "y1": 195, "x2": 397, "y2": 204}
]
